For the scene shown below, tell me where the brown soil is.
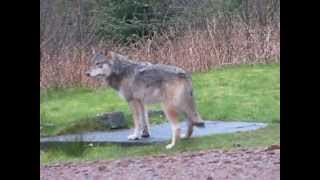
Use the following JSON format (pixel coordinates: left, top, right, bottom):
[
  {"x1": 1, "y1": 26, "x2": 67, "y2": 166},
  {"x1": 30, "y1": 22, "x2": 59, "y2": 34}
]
[{"x1": 41, "y1": 145, "x2": 280, "y2": 180}]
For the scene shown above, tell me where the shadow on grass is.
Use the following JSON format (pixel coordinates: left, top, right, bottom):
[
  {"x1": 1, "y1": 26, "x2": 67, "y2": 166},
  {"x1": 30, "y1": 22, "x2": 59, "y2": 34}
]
[
  {"x1": 56, "y1": 117, "x2": 113, "y2": 135},
  {"x1": 53, "y1": 111, "x2": 164, "y2": 136},
  {"x1": 41, "y1": 142, "x2": 91, "y2": 157},
  {"x1": 41, "y1": 114, "x2": 132, "y2": 137}
]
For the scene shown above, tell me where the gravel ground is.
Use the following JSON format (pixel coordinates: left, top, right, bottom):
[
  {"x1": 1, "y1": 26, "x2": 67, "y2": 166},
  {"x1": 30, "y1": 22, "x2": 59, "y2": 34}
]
[{"x1": 41, "y1": 145, "x2": 280, "y2": 180}]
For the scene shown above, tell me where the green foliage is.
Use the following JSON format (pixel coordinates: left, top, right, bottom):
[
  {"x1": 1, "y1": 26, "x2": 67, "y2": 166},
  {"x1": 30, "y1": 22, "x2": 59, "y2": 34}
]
[
  {"x1": 41, "y1": 0, "x2": 279, "y2": 44},
  {"x1": 94, "y1": 0, "x2": 248, "y2": 43},
  {"x1": 221, "y1": 0, "x2": 242, "y2": 12},
  {"x1": 95, "y1": 0, "x2": 176, "y2": 43}
]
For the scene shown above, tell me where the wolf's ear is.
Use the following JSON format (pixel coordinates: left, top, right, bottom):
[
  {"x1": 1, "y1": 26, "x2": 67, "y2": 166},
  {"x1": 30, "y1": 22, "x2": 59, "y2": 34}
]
[
  {"x1": 104, "y1": 48, "x2": 112, "y2": 56},
  {"x1": 111, "y1": 52, "x2": 128, "y2": 61},
  {"x1": 104, "y1": 48, "x2": 109, "y2": 56},
  {"x1": 104, "y1": 48, "x2": 113, "y2": 60},
  {"x1": 91, "y1": 47, "x2": 96, "y2": 55}
]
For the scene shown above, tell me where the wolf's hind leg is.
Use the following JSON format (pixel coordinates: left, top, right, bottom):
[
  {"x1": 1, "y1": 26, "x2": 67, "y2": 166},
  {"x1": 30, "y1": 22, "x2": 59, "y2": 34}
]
[
  {"x1": 179, "y1": 82, "x2": 205, "y2": 128},
  {"x1": 181, "y1": 94, "x2": 205, "y2": 128},
  {"x1": 181, "y1": 120, "x2": 193, "y2": 139},
  {"x1": 162, "y1": 104, "x2": 180, "y2": 149},
  {"x1": 140, "y1": 103, "x2": 151, "y2": 138}
]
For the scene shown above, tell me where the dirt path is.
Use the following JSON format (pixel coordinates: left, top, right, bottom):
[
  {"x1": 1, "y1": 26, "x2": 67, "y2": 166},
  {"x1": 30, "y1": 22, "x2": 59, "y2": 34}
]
[{"x1": 41, "y1": 145, "x2": 280, "y2": 180}]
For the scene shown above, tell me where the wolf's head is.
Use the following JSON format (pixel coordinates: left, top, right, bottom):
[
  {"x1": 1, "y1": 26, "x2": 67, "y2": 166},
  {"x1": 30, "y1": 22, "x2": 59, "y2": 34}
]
[
  {"x1": 85, "y1": 53, "x2": 112, "y2": 78},
  {"x1": 85, "y1": 49, "x2": 115, "y2": 79},
  {"x1": 86, "y1": 49, "x2": 135, "y2": 86}
]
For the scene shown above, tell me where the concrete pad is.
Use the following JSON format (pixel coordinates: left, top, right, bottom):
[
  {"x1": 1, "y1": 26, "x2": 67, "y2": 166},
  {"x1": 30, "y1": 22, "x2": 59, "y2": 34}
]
[{"x1": 40, "y1": 121, "x2": 267, "y2": 146}]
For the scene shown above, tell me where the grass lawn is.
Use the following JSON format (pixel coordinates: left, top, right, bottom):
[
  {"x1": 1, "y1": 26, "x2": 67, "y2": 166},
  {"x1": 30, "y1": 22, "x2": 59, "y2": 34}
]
[{"x1": 40, "y1": 63, "x2": 280, "y2": 164}]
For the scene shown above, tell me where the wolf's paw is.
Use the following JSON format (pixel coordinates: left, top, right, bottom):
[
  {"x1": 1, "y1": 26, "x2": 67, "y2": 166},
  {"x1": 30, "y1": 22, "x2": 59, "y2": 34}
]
[
  {"x1": 166, "y1": 143, "x2": 175, "y2": 149},
  {"x1": 193, "y1": 121, "x2": 205, "y2": 128},
  {"x1": 127, "y1": 134, "x2": 141, "y2": 140},
  {"x1": 141, "y1": 133, "x2": 150, "y2": 138},
  {"x1": 180, "y1": 133, "x2": 190, "y2": 139},
  {"x1": 141, "y1": 129, "x2": 150, "y2": 138},
  {"x1": 180, "y1": 133, "x2": 186, "y2": 139}
]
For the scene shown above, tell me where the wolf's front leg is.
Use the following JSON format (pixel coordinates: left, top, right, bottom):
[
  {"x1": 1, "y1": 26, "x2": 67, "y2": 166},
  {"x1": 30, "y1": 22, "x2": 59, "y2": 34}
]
[
  {"x1": 128, "y1": 100, "x2": 142, "y2": 140},
  {"x1": 141, "y1": 104, "x2": 151, "y2": 138}
]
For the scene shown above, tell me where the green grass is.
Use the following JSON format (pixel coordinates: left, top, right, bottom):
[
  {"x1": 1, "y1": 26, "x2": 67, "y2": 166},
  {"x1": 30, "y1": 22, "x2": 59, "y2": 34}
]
[{"x1": 40, "y1": 63, "x2": 280, "y2": 164}]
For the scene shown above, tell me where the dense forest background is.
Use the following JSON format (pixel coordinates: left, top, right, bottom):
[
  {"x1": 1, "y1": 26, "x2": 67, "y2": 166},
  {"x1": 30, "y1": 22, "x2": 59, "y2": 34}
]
[{"x1": 40, "y1": 0, "x2": 280, "y2": 89}]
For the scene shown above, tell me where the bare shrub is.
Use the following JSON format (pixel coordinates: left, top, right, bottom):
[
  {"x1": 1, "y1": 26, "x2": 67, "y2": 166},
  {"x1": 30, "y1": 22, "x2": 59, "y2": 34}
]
[{"x1": 40, "y1": 0, "x2": 280, "y2": 89}]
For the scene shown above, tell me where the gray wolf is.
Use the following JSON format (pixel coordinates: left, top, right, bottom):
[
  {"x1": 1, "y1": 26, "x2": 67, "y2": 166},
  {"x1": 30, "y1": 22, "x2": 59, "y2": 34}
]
[{"x1": 85, "y1": 50, "x2": 204, "y2": 149}]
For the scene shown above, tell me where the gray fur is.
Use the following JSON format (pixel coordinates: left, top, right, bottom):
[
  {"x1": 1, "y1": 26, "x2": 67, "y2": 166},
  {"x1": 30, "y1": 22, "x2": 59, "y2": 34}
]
[{"x1": 85, "y1": 51, "x2": 204, "y2": 149}]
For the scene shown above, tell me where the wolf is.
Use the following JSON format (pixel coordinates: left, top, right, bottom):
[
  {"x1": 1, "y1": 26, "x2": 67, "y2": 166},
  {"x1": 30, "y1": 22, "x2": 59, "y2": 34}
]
[{"x1": 85, "y1": 50, "x2": 205, "y2": 149}]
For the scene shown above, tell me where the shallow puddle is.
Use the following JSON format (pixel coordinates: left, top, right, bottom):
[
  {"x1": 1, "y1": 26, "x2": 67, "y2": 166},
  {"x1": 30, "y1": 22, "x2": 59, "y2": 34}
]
[{"x1": 40, "y1": 121, "x2": 267, "y2": 146}]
